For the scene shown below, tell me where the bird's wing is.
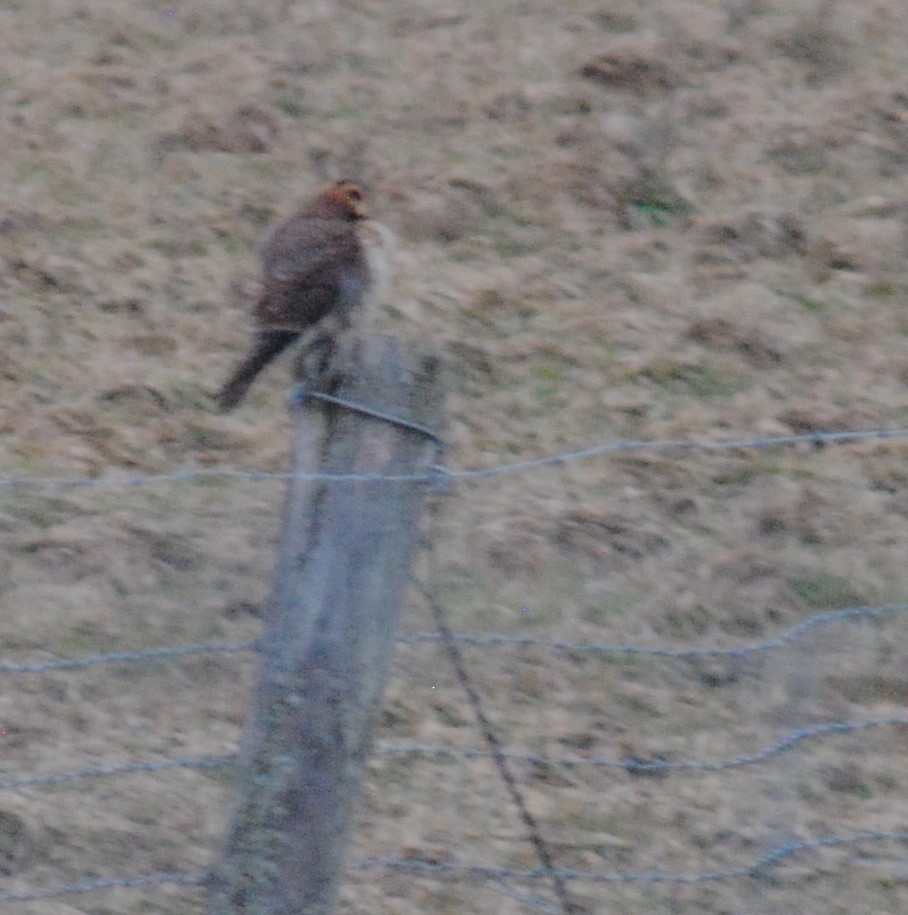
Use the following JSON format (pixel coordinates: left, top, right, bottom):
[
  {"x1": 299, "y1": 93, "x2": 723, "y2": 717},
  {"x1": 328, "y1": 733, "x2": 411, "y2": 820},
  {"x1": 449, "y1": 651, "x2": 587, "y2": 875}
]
[{"x1": 254, "y1": 216, "x2": 367, "y2": 330}]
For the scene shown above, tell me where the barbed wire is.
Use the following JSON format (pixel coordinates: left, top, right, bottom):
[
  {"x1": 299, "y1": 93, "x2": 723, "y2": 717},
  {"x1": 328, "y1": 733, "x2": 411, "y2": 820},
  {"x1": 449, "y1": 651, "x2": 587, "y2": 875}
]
[
  {"x1": 354, "y1": 830, "x2": 908, "y2": 884},
  {"x1": 398, "y1": 601, "x2": 908, "y2": 658},
  {"x1": 0, "y1": 872, "x2": 210, "y2": 905},
  {"x1": 0, "y1": 640, "x2": 256, "y2": 674},
  {"x1": 1, "y1": 716, "x2": 904, "y2": 794},
  {"x1": 448, "y1": 427, "x2": 908, "y2": 482},
  {"x1": 1, "y1": 427, "x2": 906, "y2": 490},
  {"x1": 378, "y1": 716, "x2": 908, "y2": 772},
  {"x1": 2, "y1": 601, "x2": 904, "y2": 677},
  {"x1": 0, "y1": 755, "x2": 234, "y2": 791},
  {"x1": 6, "y1": 830, "x2": 908, "y2": 904},
  {"x1": 3, "y1": 426, "x2": 907, "y2": 909}
]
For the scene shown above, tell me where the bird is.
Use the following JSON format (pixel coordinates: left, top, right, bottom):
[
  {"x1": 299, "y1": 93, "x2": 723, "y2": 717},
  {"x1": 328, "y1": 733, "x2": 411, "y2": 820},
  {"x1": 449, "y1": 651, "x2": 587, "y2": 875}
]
[{"x1": 216, "y1": 179, "x2": 393, "y2": 411}]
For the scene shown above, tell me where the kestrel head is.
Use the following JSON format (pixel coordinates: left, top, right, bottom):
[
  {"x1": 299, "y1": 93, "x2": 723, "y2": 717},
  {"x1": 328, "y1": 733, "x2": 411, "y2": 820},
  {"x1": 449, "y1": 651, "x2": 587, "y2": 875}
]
[{"x1": 308, "y1": 179, "x2": 368, "y2": 221}]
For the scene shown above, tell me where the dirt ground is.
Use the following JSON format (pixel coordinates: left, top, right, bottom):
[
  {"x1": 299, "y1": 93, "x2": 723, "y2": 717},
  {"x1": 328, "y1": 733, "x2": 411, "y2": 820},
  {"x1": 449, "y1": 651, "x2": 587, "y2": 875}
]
[{"x1": 2, "y1": 0, "x2": 908, "y2": 912}]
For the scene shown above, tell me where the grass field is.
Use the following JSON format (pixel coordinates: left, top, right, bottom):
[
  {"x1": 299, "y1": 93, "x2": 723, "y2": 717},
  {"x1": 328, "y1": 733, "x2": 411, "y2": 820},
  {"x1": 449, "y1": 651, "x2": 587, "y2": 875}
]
[{"x1": 3, "y1": 1, "x2": 908, "y2": 912}]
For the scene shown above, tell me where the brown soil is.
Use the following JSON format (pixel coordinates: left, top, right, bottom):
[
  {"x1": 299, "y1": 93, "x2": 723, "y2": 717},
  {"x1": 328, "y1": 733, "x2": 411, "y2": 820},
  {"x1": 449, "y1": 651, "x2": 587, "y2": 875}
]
[{"x1": 2, "y1": 1, "x2": 908, "y2": 912}]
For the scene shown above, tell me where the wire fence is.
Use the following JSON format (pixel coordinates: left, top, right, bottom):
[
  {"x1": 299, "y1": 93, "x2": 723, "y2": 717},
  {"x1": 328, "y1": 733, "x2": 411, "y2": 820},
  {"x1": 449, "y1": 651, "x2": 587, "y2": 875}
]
[
  {"x1": 2, "y1": 426, "x2": 908, "y2": 911},
  {"x1": 6, "y1": 828, "x2": 908, "y2": 906},
  {"x1": 2, "y1": 598, "x2": 906, "y2": 675},
  {"x1": 1, "y1": 708, "x2": 907, "y2": 796},
  {"x1": 1, "y1": 426, "x2": 907, "y2": 490}
]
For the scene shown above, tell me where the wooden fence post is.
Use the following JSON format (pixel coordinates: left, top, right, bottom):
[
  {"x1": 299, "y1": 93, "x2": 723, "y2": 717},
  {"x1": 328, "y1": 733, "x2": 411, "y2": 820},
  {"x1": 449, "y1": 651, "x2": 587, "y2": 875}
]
[{"x1": 209, "y1": 338, "x2": 445, "y2": 915}]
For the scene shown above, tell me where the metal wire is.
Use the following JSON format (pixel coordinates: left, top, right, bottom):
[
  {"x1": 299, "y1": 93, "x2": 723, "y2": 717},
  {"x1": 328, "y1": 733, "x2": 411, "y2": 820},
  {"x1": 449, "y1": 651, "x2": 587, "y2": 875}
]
[
  {"x1": 0, "y1": 755, "x2": 234, "y2": 791},
  {"x1": 1, "y1": 426, "x2": 905, "y2": 489},
  {"x1": 377, "y1": 716, "x2": 908, "y2": 772},
  {"x1": 3, "y1": 424, "x2": 907, "y2": 908},
  {"x1": 352, "y1": 830, "x2": 908, "y2": 884},
  {"x1": 1, "y1": 601, "x2": 904, "y2": 676},
  {"x1": 0, "y1": 716, "x2": 904, "y2": 794},
  {"x1": 0, "y1": 640, "x2": 256, "y2": 674},
  {"x1": 7, "y1": 831, "x2": 908, "y2": 904},
  {"x1": 0, "y1": 872, "x2": 210, "y2": 904}
]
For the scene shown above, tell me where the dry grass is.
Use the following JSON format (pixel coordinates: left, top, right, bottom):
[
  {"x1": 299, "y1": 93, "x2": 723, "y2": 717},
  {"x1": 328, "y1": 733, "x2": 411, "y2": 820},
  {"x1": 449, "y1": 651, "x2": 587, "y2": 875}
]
[{"x1": 3, "y1": 0, "x2": 908, "y2": 911}]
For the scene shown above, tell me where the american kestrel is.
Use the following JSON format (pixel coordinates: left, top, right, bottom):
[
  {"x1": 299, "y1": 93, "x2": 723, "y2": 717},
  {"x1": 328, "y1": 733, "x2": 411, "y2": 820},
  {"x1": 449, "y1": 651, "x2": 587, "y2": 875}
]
[{"x1": 216, "y1": 180, "x2": 393, "y2": 410}]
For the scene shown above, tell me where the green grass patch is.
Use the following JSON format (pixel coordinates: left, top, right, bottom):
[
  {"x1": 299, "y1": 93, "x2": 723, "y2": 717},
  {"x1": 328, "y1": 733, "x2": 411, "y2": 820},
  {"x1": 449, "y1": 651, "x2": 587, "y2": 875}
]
[{"x1": 787, "y1": 571, "x2": 867, "y2": 609}]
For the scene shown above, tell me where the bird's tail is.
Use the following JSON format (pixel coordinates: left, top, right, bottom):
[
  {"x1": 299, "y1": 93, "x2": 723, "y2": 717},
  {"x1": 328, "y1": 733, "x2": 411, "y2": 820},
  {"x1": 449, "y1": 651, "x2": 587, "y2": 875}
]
[{"x1": 216, "y1": 330, "x2": 299, "y2": 411}]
